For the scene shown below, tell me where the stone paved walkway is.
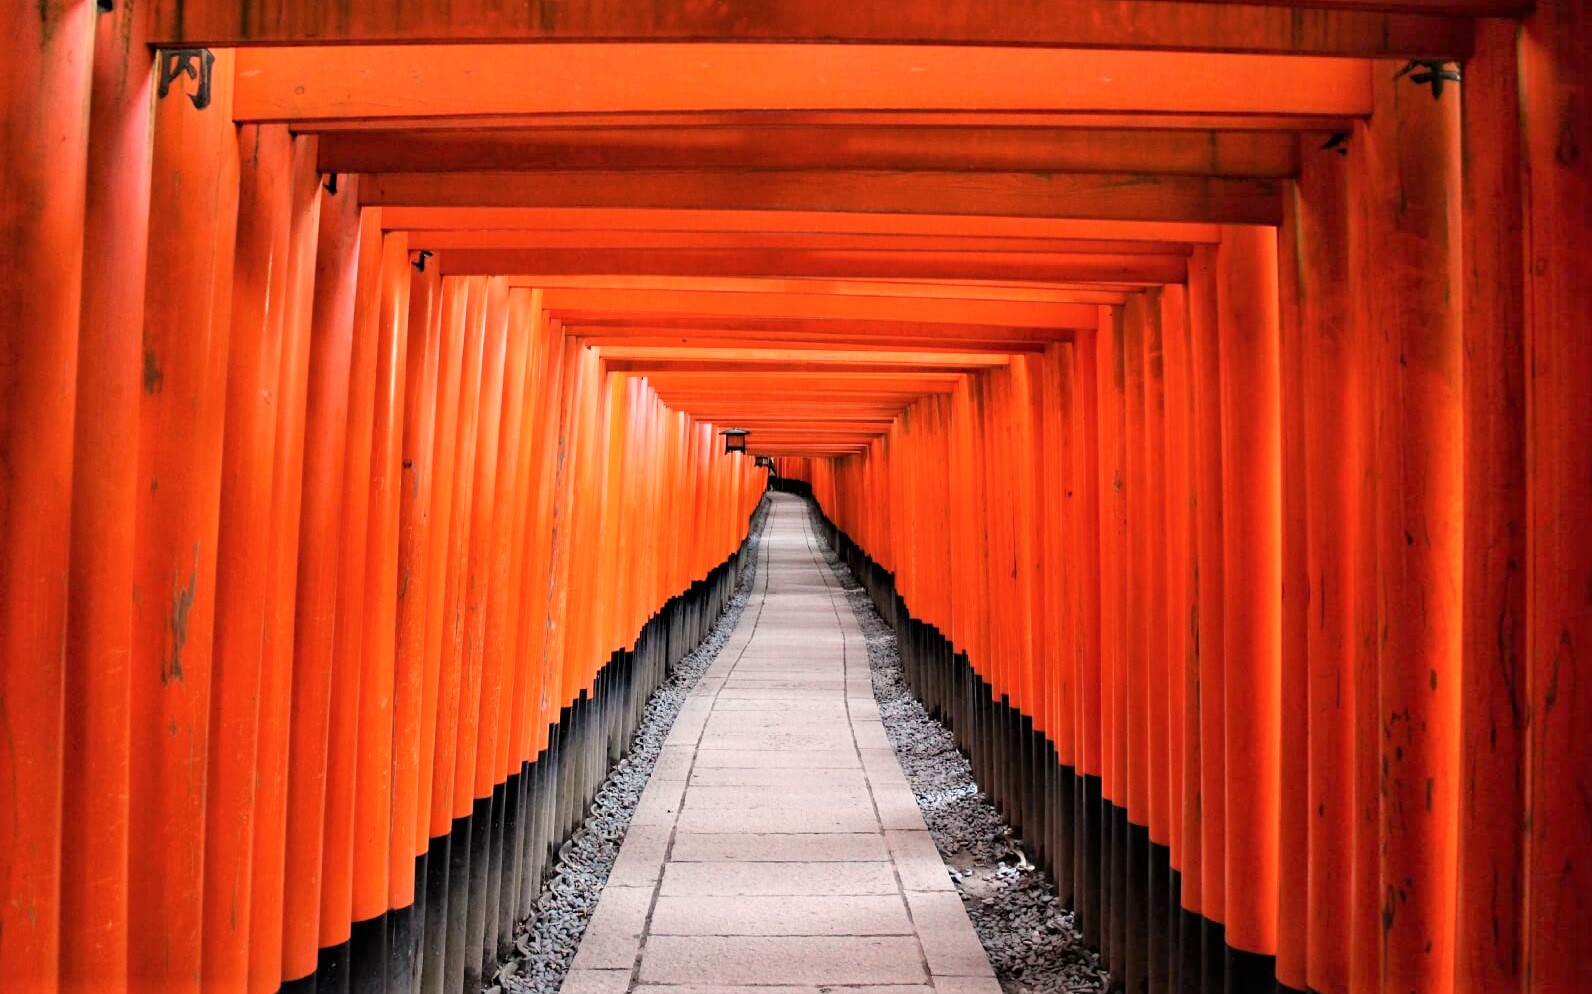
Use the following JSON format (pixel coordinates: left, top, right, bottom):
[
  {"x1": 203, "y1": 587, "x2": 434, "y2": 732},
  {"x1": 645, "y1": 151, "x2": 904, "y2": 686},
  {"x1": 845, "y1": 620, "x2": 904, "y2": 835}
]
[{"x1": 560, "y1": 494, "x2": 998, "y2": 994}]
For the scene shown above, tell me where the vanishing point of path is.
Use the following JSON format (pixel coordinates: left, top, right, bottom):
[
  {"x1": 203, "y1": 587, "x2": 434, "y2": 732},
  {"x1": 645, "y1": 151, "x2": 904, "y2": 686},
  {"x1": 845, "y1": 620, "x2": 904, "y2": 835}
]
[{"x1": 560, "y1": 494, "x2": 999, "y2": 993}]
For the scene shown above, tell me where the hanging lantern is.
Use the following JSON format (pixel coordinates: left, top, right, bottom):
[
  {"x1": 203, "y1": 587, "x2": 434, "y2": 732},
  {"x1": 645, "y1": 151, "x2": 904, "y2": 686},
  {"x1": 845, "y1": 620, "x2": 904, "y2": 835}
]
[
  {"x1": 720, "y1": 427, "x2": 749, "y2": 454},
  {"x1": 754, "y1": 455, "x2": 774, "y2": 470}
]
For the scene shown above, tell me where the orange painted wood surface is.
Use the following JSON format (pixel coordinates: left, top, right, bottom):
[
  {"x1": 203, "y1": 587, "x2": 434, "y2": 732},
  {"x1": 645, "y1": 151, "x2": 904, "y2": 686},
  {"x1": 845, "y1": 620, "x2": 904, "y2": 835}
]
[
  {"x1": 0, "y1": 4, "x2": 95, "y2": 989},
  {"x1": 1519, "y1": 2, "x2": 1592, "y2": 989},
  {"x1": 233, "y1": 45, "x2": 1372, "y2": 123},
  {"x1": 127, "y1": 52, "x2": 242, "y2": 994},
  {"x1": 281, "y1": 173, "x2": 364, "y2": 984},
  {"x1": 4, "y1": 7, "x2": 1587, "y2": 994},
  {"x1": 59, "y1": 6, "x2": 152, "y2": 993},
  {"x1": 156, "y1": 0, "x2": 1477, "y2": 56},
  {"x1": 361, "y1": 169, "x2": 1282, "y2": 226}
]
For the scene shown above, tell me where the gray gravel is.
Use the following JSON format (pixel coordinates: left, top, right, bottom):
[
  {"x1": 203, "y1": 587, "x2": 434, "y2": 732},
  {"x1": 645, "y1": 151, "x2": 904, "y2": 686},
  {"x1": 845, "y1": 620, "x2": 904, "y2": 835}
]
[
  {"x1": 816, "y1": 534, "x2": 1111, "y2": 994},
  {"x1": 493, "y1": 501, "x2": 769, "y2": 994}
]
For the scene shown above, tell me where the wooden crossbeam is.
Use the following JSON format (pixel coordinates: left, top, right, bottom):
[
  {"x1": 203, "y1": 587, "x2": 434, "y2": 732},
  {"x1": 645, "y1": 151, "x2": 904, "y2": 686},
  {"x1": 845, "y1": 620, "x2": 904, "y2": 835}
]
[
  {"x1": 241, "y1": 45, "x2": 1371, "y2": 124},
  {"x1": 538, "y1": 288, "x2": 1102, "y2": 329},
  {"x1": 606, "y1": 358, "x2": 1001, "y2": 374},
  {"x1": 319, "y1": 126, "x2": 1299, "y2": 177},
  {"x1": 304, "y1": 111, "x2": 1358, "y2": 134},
  {"x1": 157, "y1": 1, "x2": 1485, "y2": 56},
  {"x1": 362, "y1": 169, "x2": 1282, "y2": 225},
  {"x1": 439, "y1": 248, "x2": 1188, "y2": 284},
  {"x1": 383, "y1": 207, "x2": 1225, "y2": 243},
  {"x1": 534, "y1": 277, "x2": 1127, "y2": 304}
]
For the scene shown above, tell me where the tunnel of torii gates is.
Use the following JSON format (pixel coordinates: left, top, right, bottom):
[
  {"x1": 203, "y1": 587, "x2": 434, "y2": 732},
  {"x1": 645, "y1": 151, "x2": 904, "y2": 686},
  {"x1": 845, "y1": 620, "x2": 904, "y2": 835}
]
[{"x1": 0, "y1": 1, "x2": 1588, "y2": 994}]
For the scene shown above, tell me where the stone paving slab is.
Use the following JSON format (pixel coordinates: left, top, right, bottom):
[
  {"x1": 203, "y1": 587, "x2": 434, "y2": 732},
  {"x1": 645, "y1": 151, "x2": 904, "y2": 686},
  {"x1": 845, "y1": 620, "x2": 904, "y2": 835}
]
[
  {"x1": 685, "y1": 766, "x2": 868, "y2": 790},
  {"x1": 560, "y1": 495, "x2": 993, "y2": 992},
  {"x1": 659, "y1": 861, "x2": 898, "y2": 896},
  {"x1": 668, "y1": 832, "x2": 889, "y2": 863},
  {"x1": 680, "y1": 784, "x2": 873, "y2": 809},
  {"x1": 675, "y1": 803, "x2": 881, "y2": 834},
  {"x1": 693, "y1": 748, "x2": 861, "y2": 769},
  {"x1": 649, "y1": 894, "x2": 913, "y2": 935},
  {"x1": 637, "y1": 936, "x2": 928, "y2": 986}
]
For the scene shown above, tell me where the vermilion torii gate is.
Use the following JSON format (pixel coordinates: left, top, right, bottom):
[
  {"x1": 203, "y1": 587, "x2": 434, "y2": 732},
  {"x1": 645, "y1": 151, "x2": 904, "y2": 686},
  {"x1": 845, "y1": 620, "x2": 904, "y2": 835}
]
[{"x1": 1, "y1": 2, "x2": 1585, "y2": 994}]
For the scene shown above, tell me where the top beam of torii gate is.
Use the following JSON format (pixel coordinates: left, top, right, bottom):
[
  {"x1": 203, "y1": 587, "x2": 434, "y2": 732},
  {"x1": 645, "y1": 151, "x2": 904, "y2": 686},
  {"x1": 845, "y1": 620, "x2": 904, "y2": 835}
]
[{"x1": 149, "y1": 0, "x2": 1510, "y2": 57}]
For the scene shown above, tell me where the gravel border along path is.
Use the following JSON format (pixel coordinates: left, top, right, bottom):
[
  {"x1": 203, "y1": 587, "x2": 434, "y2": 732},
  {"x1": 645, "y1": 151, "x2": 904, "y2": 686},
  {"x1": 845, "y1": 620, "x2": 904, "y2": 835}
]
[
  {"x1": 496, "y1": 501, "x2": 770, "y2": 994},
  {"x1": 816, "y1": 534, "x2": 1111, "y2": 994}
]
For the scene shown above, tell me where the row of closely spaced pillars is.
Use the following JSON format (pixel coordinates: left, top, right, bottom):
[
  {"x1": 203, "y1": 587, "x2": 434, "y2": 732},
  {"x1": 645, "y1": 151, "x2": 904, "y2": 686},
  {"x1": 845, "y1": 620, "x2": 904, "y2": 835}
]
[
  {"x1": 1, "y1": 8, "x2": 766, "y2": 990},
  {"x1": 4, "y1": 3, "x2": 1590, "y2": 994},
  {"x1": 790, "y1": 21, "x2": 1590, "y2": 993}
]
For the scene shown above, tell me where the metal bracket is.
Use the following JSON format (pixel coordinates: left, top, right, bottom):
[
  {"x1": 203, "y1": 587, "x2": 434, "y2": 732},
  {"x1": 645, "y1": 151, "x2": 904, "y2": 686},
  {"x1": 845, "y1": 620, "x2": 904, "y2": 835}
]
[
  {"x1": 1394, "y1": 60, "x2": 1461, "y2": 99},
  {"x1": 157, "y1": 49, "x2": 217, "y2": 110},
  {"x1": 1321, "y1": 132, "x2": 1350, "y2": 156},
  {"x1": 412, "y1": 250, "x2": 434, "y2": 272}
]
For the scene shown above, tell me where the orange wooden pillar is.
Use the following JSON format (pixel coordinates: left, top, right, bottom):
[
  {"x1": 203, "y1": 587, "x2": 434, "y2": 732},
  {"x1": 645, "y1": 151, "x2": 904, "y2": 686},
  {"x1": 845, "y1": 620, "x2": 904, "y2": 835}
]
[
  {"x1": 392, "y1": 257, "x2": 442, "y2": 986},
  {"x1": 474, "y1": 286, "x2": 534, "y2": 969},
  {"x1": 500, "y1": 291, "x2": 552, "y2": 939},
  {"x1": 350, "y1": 231, "x2": 414, "y2": 983},
  {"x1": 394, "y1": 259, "x2": 445, "y2": 987},
  {"x1": 249, "y1": 134, "x2": 325, "y2": 994},
  {"x1": 1342, "y1": 129, "x2": 1384, "y2": 994},
  {"x1": 281, "y1": 175, "x2": 364, "y2": 986},
  {"x1": 1275, "y1": 173, "x2": 1311, "y2": 994},
  {"x1": 1072, "y1": 328, "x2": 1104, "y2": 951},
  {"x1": 540, "y1": 331, "x2": 585, "y2": 757},
  {"x1": 453, "y1": 277, "x2": 511, "y2": 994},
  {"x1": 59, "y1": 5, "x2": 152, "y2": 992},
  {"x1": 320, "y1": 207, "x2": 387, "y2": 978},
  {"x1": 1519, "y1": 2, "x2": 1592, "y2": 988},
  {"x1": 418, "y1": 277, "x2": 472, "y2": 994},
  {"x1": 1157, "y1": 282, "x2": 1199, "y2": 994},
  {"x1": 0, "y1": 2, "x2": 93, "y2": 987},
  {"x1": 434, "y1": 276, "x2": 490, "y2": 994},
  {"x1": 1093, "y1": 304, "x2": 1128, "y2": 973},
  {"x1": 203, "y1": 122, "x2": 296, "y2": 992},
  {"x1": 1120, "y1": 292, "x2": 1151, "y2": 994},
  {"x1": 1216, "y1": 224, "x2": 1282, "y2": 988},
  {"x1": 1143, "y1": 290, "x2": 1174, "y2": 994},
  {"x1": 1293, "y1": 136, "x2": 1357, "y2": 994},
  {"x1": 520, "y1": 306, "x2": 568, "y2": 789},
  {"x1": 1186, "y1": 244, "x2": 1227, "y2": 992},
  {"x1": 127, "y1": 49, "x2": 241, "y2": 994},
  {"x1": 1359, "y1": 60, "x2": 1465, "y2": 994},
  {"x1": 558, "y1": 343, "x2": 603, "y2": 708},
  {"x1": 1452, "y1": 23, "x2": 1529, "y2": 994},
  {"x1": 1038, "y1": 342, "x2": 1076, "y2": 903}
]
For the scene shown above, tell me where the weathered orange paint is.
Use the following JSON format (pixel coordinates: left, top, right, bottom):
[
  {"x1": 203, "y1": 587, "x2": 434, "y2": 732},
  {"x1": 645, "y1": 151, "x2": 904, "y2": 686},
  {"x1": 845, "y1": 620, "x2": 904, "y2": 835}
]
[
  {"x1": 1519, "y1": 2, "x2": 1592, "y2": 989},
  {"x1": 1294, "y1": 132, "x2": 1358, "y2": 994},
  {"x1": 248, "y1": 133, "x2": 324, "y2": 994},
  {"x1": 1364, "y1": 61, "x2": 1465, "y2": 994},
  {"x1": 60, "y1": 5, "x2": 151, "y2": 991},
  {"x1": 1216, "y1": 224, "x2": 1282, "y2": 960},
  {"x1": 127, "y1": 51, "x2": 241, "y2": 994},
  {"x1": 393, "y1": 260, "x2": 442, "y2": 895},
  {"x1": 7, "y1": 8, "x2": 1589, "y2": 993},
  {"x1": 156, "y1": 0, "x2": 1477, "y2": 56},
  {"x1": 1186, "y1": 245, "x2": 1227, "y2": 931},
  {"x1": 1276, "y1": 178, "x2": 1312, "y2": 993},
  {"x1": 320, "y1": 208, "x2": 387, "y2": 948},
  {"x1": 281, "y1": 172, "x2": 363, "y2": 983},
  {"x1": 234, "y1": 44, "x2": 1371, "y2": 124},
  {"x1": 203, "y1": 121, "x2": 296, "y2": 991},
  {"x1": 421, "y1": 277, "x2": 472, "y2": 844},
  {"x1": 0, "y1": 3, "x2": 93, "y2": 987},
  {"x1": 352, "y1": 231, "x2": 413, "y2": 923}
]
